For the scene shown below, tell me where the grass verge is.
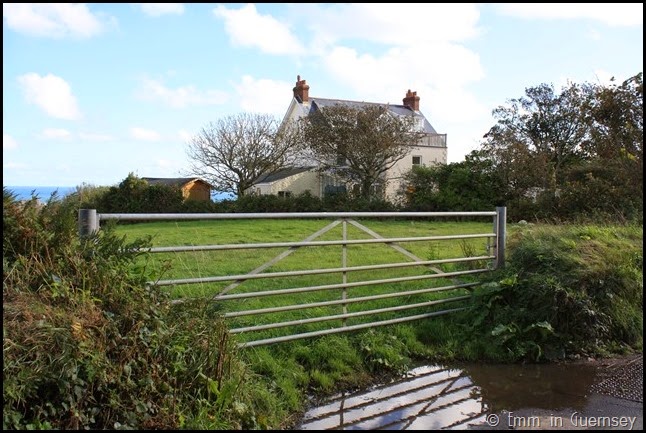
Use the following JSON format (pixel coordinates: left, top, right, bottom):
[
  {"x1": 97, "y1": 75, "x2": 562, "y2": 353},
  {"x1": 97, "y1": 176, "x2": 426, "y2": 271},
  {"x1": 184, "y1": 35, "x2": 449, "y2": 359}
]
[{"x1": 3, "y1": 193, "x2": 641, "y2": 429}]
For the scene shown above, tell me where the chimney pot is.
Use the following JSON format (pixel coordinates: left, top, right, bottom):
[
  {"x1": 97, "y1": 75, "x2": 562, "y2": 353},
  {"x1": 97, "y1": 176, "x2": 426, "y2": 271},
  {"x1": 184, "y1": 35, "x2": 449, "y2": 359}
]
[
  {"x1": 293, "y1": 75, "x2": 310, "y2": 103},
  {"x1": 403, "y1": 89, "x2": 420, "y2": 111}
]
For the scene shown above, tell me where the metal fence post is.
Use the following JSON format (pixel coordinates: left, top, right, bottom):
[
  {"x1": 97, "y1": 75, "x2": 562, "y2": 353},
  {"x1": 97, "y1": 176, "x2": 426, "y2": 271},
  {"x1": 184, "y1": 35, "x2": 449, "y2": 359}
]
[
  {"x1": 78, "y1": 209, "x2": 99, "y2": 238},
  {"x1": 341, "y1": 218, "x2": 348, "y2": 326},
  {"x1": 493, "y1": 206, "x2": 506, "y2": 269}
]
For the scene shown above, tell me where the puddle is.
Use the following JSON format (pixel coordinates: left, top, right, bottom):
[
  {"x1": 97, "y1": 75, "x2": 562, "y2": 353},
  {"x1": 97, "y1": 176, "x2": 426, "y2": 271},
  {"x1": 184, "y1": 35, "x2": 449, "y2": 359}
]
[
  {"x1": 297, "y1": 361, "x2": 599, "y2": 430},
  {"x1": 459, "y1": 361, "x2": 598, "y2": 413}
]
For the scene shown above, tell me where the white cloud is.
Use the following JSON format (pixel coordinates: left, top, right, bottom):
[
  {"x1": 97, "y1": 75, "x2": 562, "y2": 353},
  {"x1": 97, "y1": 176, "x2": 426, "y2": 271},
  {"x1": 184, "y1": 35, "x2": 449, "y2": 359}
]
[
  {"x1": 2, "y1": 3, "x2": 111, "y2": 38},
  {"x1": 18, "y1": 73, "x2": 81, "y2": 120},
  {"x1": 233, "y1": 75, "x2": 294, "y2": 115},
  {"x1": 138, "y1": 3, "x2": 184, "y2": 17},
  {"x1": 496, "y1": 4, "x2": 643, "y2": 27},
  {"x1": 3, "y1": 133, "x2": 18, "y2": 150},
  {"x1": 323, "y1": 42, "x2": 487, "y2": 123},
  {"x1": 178, "y1": 129, "x2": 194, "y2": 143},
  {"x1": 304, "y1": 4, "x2": 488, "y2": 164},
  {"x1": 297, "y1": 3, "x2": 481, "y2": 50},
  {"x1": 40, "y1": 128, "x2": 72, "y2": 140},
  {"x1": 137, "y1": 78, "x2": 229, "y2": 108},
  {"x1": 213, "y1": 4, "x2": 304, "y2": 55},
  {"x1": 78, "y1": 132, "x2": 114, "y2": 142},
  {"x1": 130, "y1": 127, "x2": 161, "y2": 141}
]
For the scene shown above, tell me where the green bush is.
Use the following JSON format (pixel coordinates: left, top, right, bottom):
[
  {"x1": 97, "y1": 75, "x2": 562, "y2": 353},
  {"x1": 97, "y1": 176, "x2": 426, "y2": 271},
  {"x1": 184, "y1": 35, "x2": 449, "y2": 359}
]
[
  {"x1": 465, "y1": 223, "x2": 643, "y2": 361},
  {"x1": 95, "y1": 173, "x2": 185, "y2": 213},
  {"x1": 2, "y1": 188, "x2": 287, "y2": 429}
]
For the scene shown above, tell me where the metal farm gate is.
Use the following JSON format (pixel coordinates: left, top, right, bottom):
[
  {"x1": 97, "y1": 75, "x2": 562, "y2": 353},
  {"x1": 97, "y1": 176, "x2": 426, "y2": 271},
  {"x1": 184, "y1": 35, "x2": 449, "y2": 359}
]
[{"x1": 78, "y1": 209, "x2": 506, "y2": 348}]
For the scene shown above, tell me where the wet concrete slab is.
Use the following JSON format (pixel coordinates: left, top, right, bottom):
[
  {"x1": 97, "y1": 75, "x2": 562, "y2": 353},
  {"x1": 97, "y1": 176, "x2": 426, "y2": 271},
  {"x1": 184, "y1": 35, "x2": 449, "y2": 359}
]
[
  {"x1": 295, "y1": 355, "x2": 643, "y2": 430},
  {"x1": 298, "y1": 365, "x2": 488, "y2": 430}
]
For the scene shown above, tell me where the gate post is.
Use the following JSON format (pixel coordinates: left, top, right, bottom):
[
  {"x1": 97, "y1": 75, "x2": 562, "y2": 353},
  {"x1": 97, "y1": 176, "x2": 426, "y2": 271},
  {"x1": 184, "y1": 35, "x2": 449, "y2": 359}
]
[
  {"x1": 78, "y1": 209, "x2": 99, "y2": 238},
  {"x1": 493, "y1": 206, "x2": 506, "y2": 269}
]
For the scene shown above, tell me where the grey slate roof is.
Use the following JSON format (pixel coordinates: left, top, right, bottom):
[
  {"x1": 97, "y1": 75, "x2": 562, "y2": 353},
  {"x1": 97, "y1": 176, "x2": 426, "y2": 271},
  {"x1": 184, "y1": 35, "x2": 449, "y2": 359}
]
[
  {"x1": 255, "y1": 166, "x2": 315, "y2": 184},
  {"x1": 308, "y1": 97, "x2": 438, "y2": 134}
]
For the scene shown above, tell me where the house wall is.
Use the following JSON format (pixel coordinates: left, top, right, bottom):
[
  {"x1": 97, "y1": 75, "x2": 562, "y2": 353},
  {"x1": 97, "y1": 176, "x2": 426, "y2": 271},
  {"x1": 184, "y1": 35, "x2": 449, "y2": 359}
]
[
  {"x1": 277, "y1": 97, "x2": 449, "y2": 202},
  {"x1": 182, "y1": 180, "x2": 211, "y2": 201},
  {"x1": 254, "y1": 170, "x2": 320, "y2": 196},
  {"x1": 385, "y1": 142, "x2": 447, "y2": 202}
]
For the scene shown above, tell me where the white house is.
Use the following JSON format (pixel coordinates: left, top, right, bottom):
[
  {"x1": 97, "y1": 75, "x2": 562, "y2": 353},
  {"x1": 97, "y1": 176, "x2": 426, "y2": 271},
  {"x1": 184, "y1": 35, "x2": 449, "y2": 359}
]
[
  {"x1": 250, "y1": 166, "x2": 317, "y2": 197},
  {"x1": 249, "y1": 76, "x2": 447, "y2": 202}
]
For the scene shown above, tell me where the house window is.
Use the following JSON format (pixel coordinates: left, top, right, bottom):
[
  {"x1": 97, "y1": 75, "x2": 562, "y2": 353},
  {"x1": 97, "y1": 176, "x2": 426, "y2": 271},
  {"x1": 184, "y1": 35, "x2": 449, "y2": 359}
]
[
  {"x1": 278, "y1": 191, "x2": 292, "y2": 198},
  {"x1": 336, "y1": 143, "x2": 348, "y2": 166},
  {"x1": 412, "y1": 155, "x2": 422, "y2": 166},
  {"x1": 324, "y1": 185, "x2": 346, "y2": 196}
]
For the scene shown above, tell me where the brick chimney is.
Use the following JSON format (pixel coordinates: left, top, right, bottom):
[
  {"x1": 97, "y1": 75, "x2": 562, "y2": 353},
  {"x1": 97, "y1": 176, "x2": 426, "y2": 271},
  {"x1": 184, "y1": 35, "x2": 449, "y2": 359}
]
[
  {"x1": 293, "y1": 75, "x2": 310, "y2": 103},
  {"x1": 403, "y1": 89, "x2": 420, "y2": 111}
]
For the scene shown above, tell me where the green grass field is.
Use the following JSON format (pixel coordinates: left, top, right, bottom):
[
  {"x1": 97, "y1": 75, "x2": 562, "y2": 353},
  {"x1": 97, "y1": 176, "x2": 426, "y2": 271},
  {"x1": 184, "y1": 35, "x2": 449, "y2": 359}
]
[{"x1": 115, "y1": 217, "x2": 499, "y2": 345}]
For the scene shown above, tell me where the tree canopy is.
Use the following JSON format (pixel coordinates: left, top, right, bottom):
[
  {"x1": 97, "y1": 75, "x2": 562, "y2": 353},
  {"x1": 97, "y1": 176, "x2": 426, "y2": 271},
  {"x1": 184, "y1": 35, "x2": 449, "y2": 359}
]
[
  {"x1": 299, "y1": 104, "x2": 426, "y2": 199},
  {"x1": 402, "y1": 72, "x2": 643, "y2": 221},
  {"x1": 186, "y1": 113, "x2": 302, "y2": 197}
]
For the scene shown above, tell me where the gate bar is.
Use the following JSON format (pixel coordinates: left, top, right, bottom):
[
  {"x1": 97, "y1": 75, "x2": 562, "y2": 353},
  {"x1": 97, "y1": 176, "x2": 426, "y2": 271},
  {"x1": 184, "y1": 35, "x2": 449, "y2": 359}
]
[
  {"x1": 151, "y1": 255, "x2": 494, "y2": 287},
  {"x1": 239, "y1": 307, "x2": 467, "y2": 348},
  {"x1": 230, "y1": 295, "x2": 472, "y2": 334},
  {"x1": 222, "y1": 281, "x2": 480, "y2": 318}
]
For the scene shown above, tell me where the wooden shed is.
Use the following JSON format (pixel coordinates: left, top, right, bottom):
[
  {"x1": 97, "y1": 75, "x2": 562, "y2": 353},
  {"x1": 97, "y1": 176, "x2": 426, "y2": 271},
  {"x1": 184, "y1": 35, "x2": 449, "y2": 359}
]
[{"x1": 142, "y1": 177, "x2": 213, "y2": 201}]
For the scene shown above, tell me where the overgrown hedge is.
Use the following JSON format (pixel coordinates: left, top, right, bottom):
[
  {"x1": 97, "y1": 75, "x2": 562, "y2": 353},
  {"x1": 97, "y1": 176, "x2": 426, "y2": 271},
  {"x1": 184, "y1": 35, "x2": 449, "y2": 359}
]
[
  {"x1": 61, "y1": 181, "x2": 400, "y2": 214},
  {"x1": 24, "y1": 168, "x2": 641, "y2": 223},
  {"x1": 2, "y1": 188, "x2": 294, "y2": 429},
  {"x1": 3, "y1": 187, "x2": 643, "y2": 429},
  {"x1": 459, "y1": 223, "x2": 643, "y2": 361}
]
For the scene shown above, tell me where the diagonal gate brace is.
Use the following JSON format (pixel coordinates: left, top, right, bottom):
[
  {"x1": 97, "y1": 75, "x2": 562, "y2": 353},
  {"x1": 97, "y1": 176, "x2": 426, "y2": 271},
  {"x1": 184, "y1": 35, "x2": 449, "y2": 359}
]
[{"x1": 215, "y1": 219, "x2": 342, "y2": 297}]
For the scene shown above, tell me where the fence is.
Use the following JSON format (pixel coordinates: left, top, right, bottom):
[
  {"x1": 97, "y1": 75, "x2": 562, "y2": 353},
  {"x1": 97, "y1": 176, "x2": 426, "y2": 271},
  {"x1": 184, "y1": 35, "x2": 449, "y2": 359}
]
[{"x1": 78, "y1": 208, "x2": 506, "y2": 348}]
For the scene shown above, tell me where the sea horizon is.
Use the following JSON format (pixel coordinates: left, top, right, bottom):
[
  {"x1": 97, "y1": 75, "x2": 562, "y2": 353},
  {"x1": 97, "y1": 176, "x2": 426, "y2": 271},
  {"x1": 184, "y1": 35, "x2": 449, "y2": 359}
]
[
  {"x1": 5, "y1": 185, "x2": 235, "y2": 202},
  {"x1": 5, "y1": 185, "x2": 76, "y2": 201}
]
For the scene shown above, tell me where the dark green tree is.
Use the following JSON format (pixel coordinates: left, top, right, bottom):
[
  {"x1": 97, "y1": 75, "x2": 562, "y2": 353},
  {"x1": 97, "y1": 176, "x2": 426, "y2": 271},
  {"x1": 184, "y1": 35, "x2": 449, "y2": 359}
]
[
  {"x1": 402, "y1": 151, "x2": 503, "y2": 212},
  {"x1": 96, "y1": 173, "x2": 184, "y2": 213},
  {"x1": 481, "y1": 81, "x2": 592, "y2": 198},
  {"x1": 479, "y1": 73, "x2": 643, "y2": 220},
  {"x1": 584, "y1": 72, "x2": 642, "y2": 164},
  {"x1": 561, "y1": 73, "x2": 643, "y2": 219}
]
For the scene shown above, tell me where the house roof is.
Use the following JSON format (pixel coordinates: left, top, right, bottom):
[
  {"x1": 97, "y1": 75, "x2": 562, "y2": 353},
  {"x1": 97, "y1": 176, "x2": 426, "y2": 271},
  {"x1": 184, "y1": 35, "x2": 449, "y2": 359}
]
[
  {"x1": 142, "y1": 177, "x2": 213, "y2": 188},
  {"x1": 255, "y1": 166, "x2": 315, "y2": 184},
  {"x1": 307, "y1": 97, "x2": 439, "y2": 135}
]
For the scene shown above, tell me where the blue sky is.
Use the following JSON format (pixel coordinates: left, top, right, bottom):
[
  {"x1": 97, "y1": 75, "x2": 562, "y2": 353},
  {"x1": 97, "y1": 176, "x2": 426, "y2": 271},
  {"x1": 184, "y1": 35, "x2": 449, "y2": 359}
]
[{"x1": 3, "y1": 3, "x2": 643, "y2": 187}]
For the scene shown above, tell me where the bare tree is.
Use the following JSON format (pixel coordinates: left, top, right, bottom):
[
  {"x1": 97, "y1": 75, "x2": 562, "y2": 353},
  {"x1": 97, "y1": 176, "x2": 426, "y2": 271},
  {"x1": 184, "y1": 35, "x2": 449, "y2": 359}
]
[
  {"x1": 299, "y1": 104, "x2": 426, "y2": 199},
  {"x1": 186, "y1": 113, "x2": 302, "y2": 197}
]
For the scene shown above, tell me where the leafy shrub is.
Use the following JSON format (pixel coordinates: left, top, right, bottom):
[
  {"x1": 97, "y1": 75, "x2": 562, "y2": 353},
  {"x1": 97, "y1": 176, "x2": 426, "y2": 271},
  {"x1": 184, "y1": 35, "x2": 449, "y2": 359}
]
[
  {"x1": 2, "y1": 187, "x2": 285, "y2": 429},
  {"x1": 95, "y1": 173, "x2": 185, "y2": 213},
  {"x1": 466, "y1": 223, "x2": 643, "y2": 361}
]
